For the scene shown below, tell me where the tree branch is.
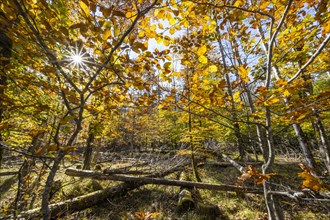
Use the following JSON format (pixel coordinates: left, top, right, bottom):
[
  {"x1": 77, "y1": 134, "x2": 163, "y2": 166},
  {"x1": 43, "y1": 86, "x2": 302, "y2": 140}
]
[
  {"x1": 191, "y1": 1, "x2": 274, "y2": 20},
  {"x1": 13, "y1": 0, "x2": 81, "y2": 93},
  {"x1": 288, "y1": 34, "x2": 330, "y2": 83},
  {"x1": 265, "y1": 0, "x2": 293, "y2": 88}
]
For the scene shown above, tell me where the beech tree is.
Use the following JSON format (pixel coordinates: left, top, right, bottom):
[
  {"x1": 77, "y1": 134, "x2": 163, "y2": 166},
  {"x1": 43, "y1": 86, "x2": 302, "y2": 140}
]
[{"x1": 1, "y1": 0, "x2": 329, "y2": 219}]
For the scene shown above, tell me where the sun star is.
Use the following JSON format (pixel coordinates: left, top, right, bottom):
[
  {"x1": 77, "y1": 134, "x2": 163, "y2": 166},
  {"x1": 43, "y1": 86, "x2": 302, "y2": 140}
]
[
  {"x1": 67, "y1": 47, "x2": 88, "y2": 69},
  {"x1": 71, "y1": 54, "x2": 83, "y2": 65}
]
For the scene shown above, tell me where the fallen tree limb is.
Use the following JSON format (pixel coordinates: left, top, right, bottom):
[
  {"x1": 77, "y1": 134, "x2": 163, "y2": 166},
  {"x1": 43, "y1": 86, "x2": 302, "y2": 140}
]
[
  {"x1": 268, "y1": 190, "x2": 330, "y2": 202},
  {"x1": 103, "y1": 169, "x2": 152, "y2": 175},
  {"x1": 198, "y1": 161, "x2": 262, "y2": 168},
  {"x1": 222, "y1": 154, "x2": 247, "y2": 173},
  {"x1": 10, "y1": 164, "x2": 184, "y2": 219},
  {"x1": 65, "y1": 168, "x2": 263, "y2": 194},
  {"x1": 0, "y1": 171, "x2": 19, "y2": 176}
]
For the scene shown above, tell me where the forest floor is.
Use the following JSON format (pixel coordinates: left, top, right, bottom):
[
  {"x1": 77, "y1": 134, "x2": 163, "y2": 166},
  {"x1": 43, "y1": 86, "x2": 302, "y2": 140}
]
[{"x1": 1, "y1": 153, "x2": 330, "y2": 220}]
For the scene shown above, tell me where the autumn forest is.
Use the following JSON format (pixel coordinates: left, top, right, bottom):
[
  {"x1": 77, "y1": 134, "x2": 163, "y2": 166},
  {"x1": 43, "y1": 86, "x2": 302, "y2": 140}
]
[{"x1": 0, "y1": 0, "x2": 330, "y2": 219}]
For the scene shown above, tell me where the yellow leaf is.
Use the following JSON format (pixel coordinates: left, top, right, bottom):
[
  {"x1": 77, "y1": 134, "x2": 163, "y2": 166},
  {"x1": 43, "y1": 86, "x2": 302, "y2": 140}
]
[
  {"x1": 322, "y1": 21, "x2": 330, "y2": 35},
  {"x1": 269, "y1": 97, "x2": 280, "y2": 104},
  {"x1": 197, "y1": 45, "x2": 207, "y2": 56},
  {"x1": 234, "y1": 0, "x2": 243, "y2": 7},
  {"x1": 169, "y1": 27, "x2": 175, "y2": 35},
  {"x1": 233, "y1": 91, "x2": 240, "y2": 102},
  {"x1": 238, "y1": 66, "x2": 249, "y2": 83},
  {"x1": 126, "y1": 11, "x2": 137, "y2": 21},
  {"x1": 156, "y1": 37, "x2": 163, "y2": 44},
  {"x1": 79, "y1": 1, "x2": 90, "y2": 16},
  {"x1": 183, "y1": 20, "x2": 189, "y2": 28},
  {"x1": 138, "y1": 30, "x2": 145, "y2": 38},
  {"x1": 154, "y1": 9, "x2": 159, "y2": 16},
  {"x1": 260, "y1": 2, "x2": 269, "y2": 10},
  {"x1": 104, "y1": 29, "x2": 111, "y2": 40},
  {"x1": 169, "y1": 17, "x2": 176, "y2": 25},
  {"x1": 283, "y1": 89, "x2": 290, "y2": 97},
  {"x1": 198, "y1": 55, "x2": 208, "y2": 64},
  {"x1": 209, "y1": 65, "x2": 218, "y2": 72}
]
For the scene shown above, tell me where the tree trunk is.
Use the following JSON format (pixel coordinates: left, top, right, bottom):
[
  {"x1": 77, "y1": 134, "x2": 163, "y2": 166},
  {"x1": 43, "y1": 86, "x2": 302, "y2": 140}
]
[
  {"x1": 218, "y1": 38, "x2": 245, "y2": 159},
  {"x1": 0, "y1": 30, "x2": 12, "y2": 169},
  {"x1": 83, "y1": 132, "x2": 94, "y2": 170},
  {"x1": 314, "y1": 112, "x2": 330, "y2": 174},
  {"x1": 292, "y1": 123, "x2": 317, "y2": 170}
]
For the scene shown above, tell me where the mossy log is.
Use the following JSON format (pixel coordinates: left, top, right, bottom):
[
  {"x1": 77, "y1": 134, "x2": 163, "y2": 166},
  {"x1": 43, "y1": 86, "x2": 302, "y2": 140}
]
[
  {"x1": 7, "y1": 165, "x2": 183, "y2": 219},
  {"x1": 176, "y1": 171, "x2": 221, "y2": 219},
  {"x1": 178, "y1": 189, "x2": 195, "y2": 210},
  {"x1": 177, "y1": 172, "x2": 195, "y2": 211}
]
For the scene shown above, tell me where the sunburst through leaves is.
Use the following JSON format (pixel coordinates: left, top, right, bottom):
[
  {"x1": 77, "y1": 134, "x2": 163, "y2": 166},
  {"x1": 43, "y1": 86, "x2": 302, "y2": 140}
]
[{"x1": 66, "y1": 46, "x2": 89, "y2": 69}]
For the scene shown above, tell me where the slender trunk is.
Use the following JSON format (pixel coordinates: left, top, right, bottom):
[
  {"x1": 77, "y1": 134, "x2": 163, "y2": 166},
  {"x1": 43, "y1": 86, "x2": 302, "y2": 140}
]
[
  {"x1": 189, "y1": 104, "x2": 201, "y2": 182},
  {"x1": 314, "y1": 112, "x2": 330, "y2": 174},
  {"x1": 186, "y1": 64, "x2": 201, "y2": 182},
  {"x1": 13, "y1": 136, "x2": 39, "y2": 213},
  {"x1": 41, "y1": 150, "x2": 66, "y2": 219},
  {"x1": 292, "y1": 123, "x2": 317, "y2": 169},
  {"x1": 262, "y1": 107, "x2": 275, "y2": 173},
  {"x1": 83, "y1": 131, "x2": 94, "y2": 170},
  {"x1": 42, "y1": 94, "x2": 84, "y2": 220},
  {"x1": 226, "y1": 34, "x2": 266, "y2": 159},
  {"x1": 218, "y1": 38, "x2": 245, "y2": 159}
]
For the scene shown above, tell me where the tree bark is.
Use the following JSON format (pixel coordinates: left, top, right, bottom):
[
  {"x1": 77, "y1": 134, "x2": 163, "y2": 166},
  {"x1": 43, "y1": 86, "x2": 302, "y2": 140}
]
[
  {"x1": 0, "y1": 29, "x2": 12, "y2": 169},
  {"x1": 314, "y1": 112, "x2": 330, "y2": 174},
  {"x1": 65, "y1": 168, "x2": 263, "y2": 193},
  {"x1": 177, "y1": 172, "x2": 196, "y2": 211},
  {"x1": 292, "y1": 123, "x2": 317, "y2": 169},
  {"x1": 218, "y1": 36, "x2": 246, "y2": 159},
  {"x1": 83, "y1": 132, "x2": 94, "y2": 170}
]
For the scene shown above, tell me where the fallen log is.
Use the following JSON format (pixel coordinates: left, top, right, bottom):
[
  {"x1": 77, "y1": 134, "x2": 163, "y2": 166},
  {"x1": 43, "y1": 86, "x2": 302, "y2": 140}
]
[
  {"x1": 198, "y1": 161, "x2": 263, "y2": 168},
  {"x1": 65, "y1": 168, "x2": 263, "y2": 194},
  {"x1": 176, "y1": 171, "x2": 221, "y2": 218},
  {"x1": 103, "y1": 169, "x2": 152, "y2": 175},
  {"x1": 177, "y1": 172, "x2": 195, "y2": 211},
  {"x1": 222, "y1": 154, "x2": 247, "y2": 173},
  {"x1": 0, "y1": 171, "x2": 19, "y2": 176},
  {"x1": 9, "y1": 164, "x2": 183, "y2": 219}
]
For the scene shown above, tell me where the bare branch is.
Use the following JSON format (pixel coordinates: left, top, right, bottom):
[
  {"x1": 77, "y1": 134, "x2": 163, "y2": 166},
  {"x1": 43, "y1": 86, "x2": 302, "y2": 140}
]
[
  {"x1": 288, "y1": 34, "x2": 330, "y2": 83},
  {"x1": 265, "y1": 0, "x2": 293, "y2": 88}
]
